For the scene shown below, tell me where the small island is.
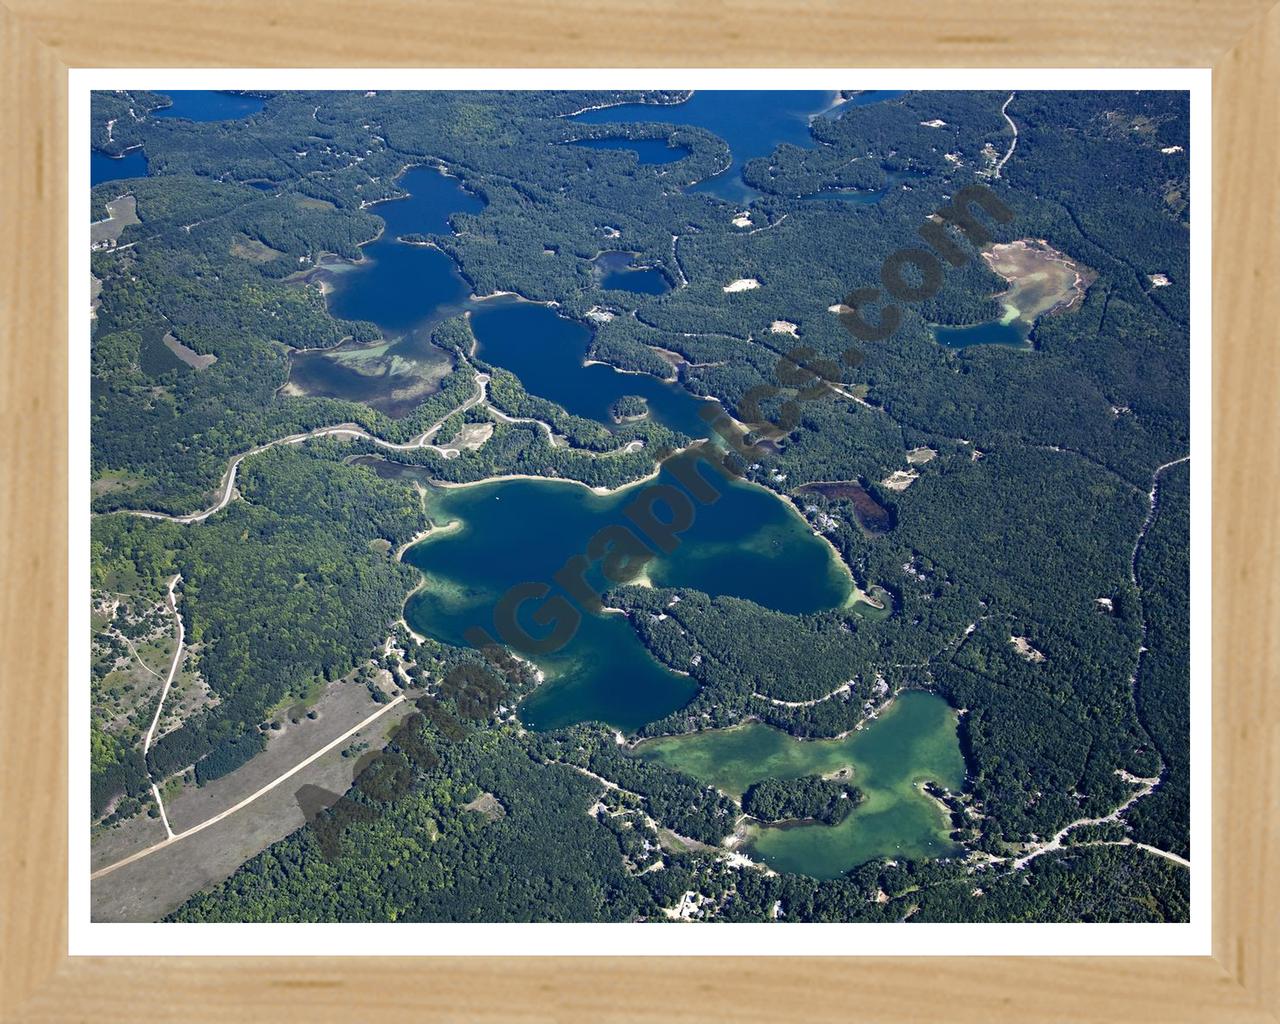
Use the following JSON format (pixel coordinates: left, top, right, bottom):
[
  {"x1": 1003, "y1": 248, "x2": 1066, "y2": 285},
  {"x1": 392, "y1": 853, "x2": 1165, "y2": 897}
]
[
  {"x1": 610, "y1": 394, "x2": 650, "y2": 423},
  {"x1": 742, "y1": 775, "x2": 864, "y2": 826}
]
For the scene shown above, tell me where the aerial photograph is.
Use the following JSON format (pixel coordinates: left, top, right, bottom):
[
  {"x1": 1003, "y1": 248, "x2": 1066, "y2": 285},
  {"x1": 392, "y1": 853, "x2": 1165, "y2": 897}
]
[{"x1": 87, "y1": 87, "x2": 1191, "y2": 925}]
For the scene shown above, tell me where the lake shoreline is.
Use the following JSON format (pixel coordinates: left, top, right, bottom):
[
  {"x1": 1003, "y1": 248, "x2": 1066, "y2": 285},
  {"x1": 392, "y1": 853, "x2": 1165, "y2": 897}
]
[{"x1": 633, "y1": 690, "x2": 968, "y2": 878}]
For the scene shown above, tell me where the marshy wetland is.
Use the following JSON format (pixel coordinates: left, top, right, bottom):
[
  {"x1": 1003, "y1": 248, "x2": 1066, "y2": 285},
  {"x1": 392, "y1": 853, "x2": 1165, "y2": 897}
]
[{"x1": 635, "y1": 690, "x2": 967, "y2": 878}]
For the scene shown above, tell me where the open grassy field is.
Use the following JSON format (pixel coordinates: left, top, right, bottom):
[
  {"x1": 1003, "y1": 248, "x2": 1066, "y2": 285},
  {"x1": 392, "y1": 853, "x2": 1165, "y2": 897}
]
[
  {"x1": 89, "y1": 195, "x2": 138, "y2": 246},
  {"x1": 90, "y1": 677, "x2": 418, "y2": 921}
]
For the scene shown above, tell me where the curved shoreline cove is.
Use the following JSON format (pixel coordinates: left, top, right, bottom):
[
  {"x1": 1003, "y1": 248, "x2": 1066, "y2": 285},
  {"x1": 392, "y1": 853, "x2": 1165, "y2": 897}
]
[
  {"x1": 635, "y1": 690, "x2": 967, "y2": 878},
  {"x1": 592, "y1": 251, "x2": 672, "y2": 295},
  {"x1": 571, "y1": 90, "x2": 839, "y2": 204},
  {"x1": 91, "y1": 147, "x2": 148, "y2": 186},
  {"x1": 402, "y1": 455, "x2": 853, "y2": 732},
  {"x1": 286, "y1": 164, "x2": 486, "y2": 414},
  {"x1": 469, "y1": 297, "x2": 715, "y2": 439}
]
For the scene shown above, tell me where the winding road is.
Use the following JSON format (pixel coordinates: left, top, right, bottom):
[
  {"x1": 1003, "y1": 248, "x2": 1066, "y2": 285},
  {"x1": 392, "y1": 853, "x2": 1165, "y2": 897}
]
[
  {"x1": 106, "y1": 369, "x2": 648, "y2": 526},
  {"x1": 1010, "y1": 770, "x2": 1173, "y2": 869},
  {"x1": 1131, "y1": 455, "x2": 1191, "y2": 584},
  {"x1": 993, "y1": 92, "x2": 1018, "y2": 179},
  {"x1": 111, "y1": 374, "x2": 490, "y2": 523},
  {"x1": 1008, "y1": 455, "x2": 1193, "y2": 874}
]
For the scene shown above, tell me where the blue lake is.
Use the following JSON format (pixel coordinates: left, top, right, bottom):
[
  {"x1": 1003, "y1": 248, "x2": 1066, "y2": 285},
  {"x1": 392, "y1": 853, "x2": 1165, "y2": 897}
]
[
  {"x1": 933, "y1": 319, "x2": 1030, "y2": 349},
  {"x1": 592, "y1": 251, "x2": 672, "y2": 295},
  {"x1": 91, "y1": 148, "x2": 148, "y2": 186},
  {"x1": 295, "y1": 161, "x2": 707, "y2": 435},
  {"x1": 469, "y1": 297, "x2": 717, "y2": 439},
  {"x1": 153, "y1": 91, "x2": 266, "y2": 122},
  {"x1": 571, "y1": 90, "x2": 837, "y2": 204},
  {"x1": 400, "y1": 454, "x2": 851, "y2": 731},
  {"x1": 287, "y1": 164, "x2": 486, "y2": 415},
  {"x1": 320, "y1": 164, "x2": 485, "y2": 335}
]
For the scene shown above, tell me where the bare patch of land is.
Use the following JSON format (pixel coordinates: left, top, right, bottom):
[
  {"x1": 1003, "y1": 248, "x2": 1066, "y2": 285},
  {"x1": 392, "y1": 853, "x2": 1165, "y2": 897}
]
[
  {"x1": 446, "y1": 421, "x2": 494, "y2": 451},
  {"x1": 91, "y1": 469, "x2": 147, "y2": 498},
  {"x1": 295, "y1": 195, "x2": 335, "y2": 211},
  {"x1": 1010, "y1": 635, "x2": 1047, "y2": 663},
  {"x1": 881, "y1": 469, "x2": 919, "y2": 492},
  {"x1": 162, "y1": 332, "x2": 217, "y2": 370},
  {"x1": 905, "y1": 446, "x2": 937, "y2": 465},
  {"x1": 463, "y1": 791, "x2": 507, "y2": 821}
]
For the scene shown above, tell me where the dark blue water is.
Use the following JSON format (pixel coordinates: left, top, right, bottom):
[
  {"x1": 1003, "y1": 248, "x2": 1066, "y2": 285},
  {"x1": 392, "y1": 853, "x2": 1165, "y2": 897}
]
[
  {"x1": 293, "y1": 162, "x2": 710, "y2": 432},
  {"x1": 571, "y1": 137, "x2": 690, "y2": 164},
  {"x1": 593, "y1": 251, "x2": 671, "y2": 295},
  {"x1": 91, "y1": 148, "x2": 148, "y2": 186},
  {"x1": 933, "y1": 320, "x2": 1030, "y2": 349},
  {"x1": 322, "y1": 164, "x2": 486, "y2": 335},
  {"x1": 571, "y1": 90, "x2": 836, "y2": 204},
  {"x1": 288, "y1": 165, "x2": 487, "y2": 414},
  {"x1": 153, "y1": 91, "x2": 266, "y2": 122},
  {"x1": 470, "y1": 297, "x2": 717, "y2": 439},
  {"x1": 403, "y1": 454, "x2": 850, "y2": 731}
]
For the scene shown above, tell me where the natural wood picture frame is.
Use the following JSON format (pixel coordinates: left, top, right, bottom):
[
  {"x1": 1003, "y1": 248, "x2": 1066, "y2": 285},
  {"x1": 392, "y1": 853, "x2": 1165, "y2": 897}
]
[{"x1": 1, "y1": 1, "x2": 1276, "y2": 1019}]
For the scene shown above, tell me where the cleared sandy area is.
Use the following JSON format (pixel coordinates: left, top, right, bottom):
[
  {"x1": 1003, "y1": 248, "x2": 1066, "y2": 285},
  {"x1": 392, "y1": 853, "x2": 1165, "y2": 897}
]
[
  {"x1": 1010, "y1": 636, "x2": 1047, "y2": 663},
  {"x1": 723, "y1": 278, "x2": 760, "y2": 293},
  {"x1": 881, "y1": 469, "x2": 919, "y2": 492},
  {"x1": 451, "y1": 421, "x2": 494, "y2": 451}
]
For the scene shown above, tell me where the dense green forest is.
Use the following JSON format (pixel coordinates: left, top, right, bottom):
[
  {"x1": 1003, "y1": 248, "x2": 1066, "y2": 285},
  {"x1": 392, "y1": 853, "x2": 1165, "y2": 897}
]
[
  {"x1": 1123, "y1": 460, "x2": 1191, "y2": 858},
  {"x1": 742, "y1": 776, "x2": 863, "y2": 825},
  {"x1": 89, "y1": 88, "x2": 1191, "y2": 924}
]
